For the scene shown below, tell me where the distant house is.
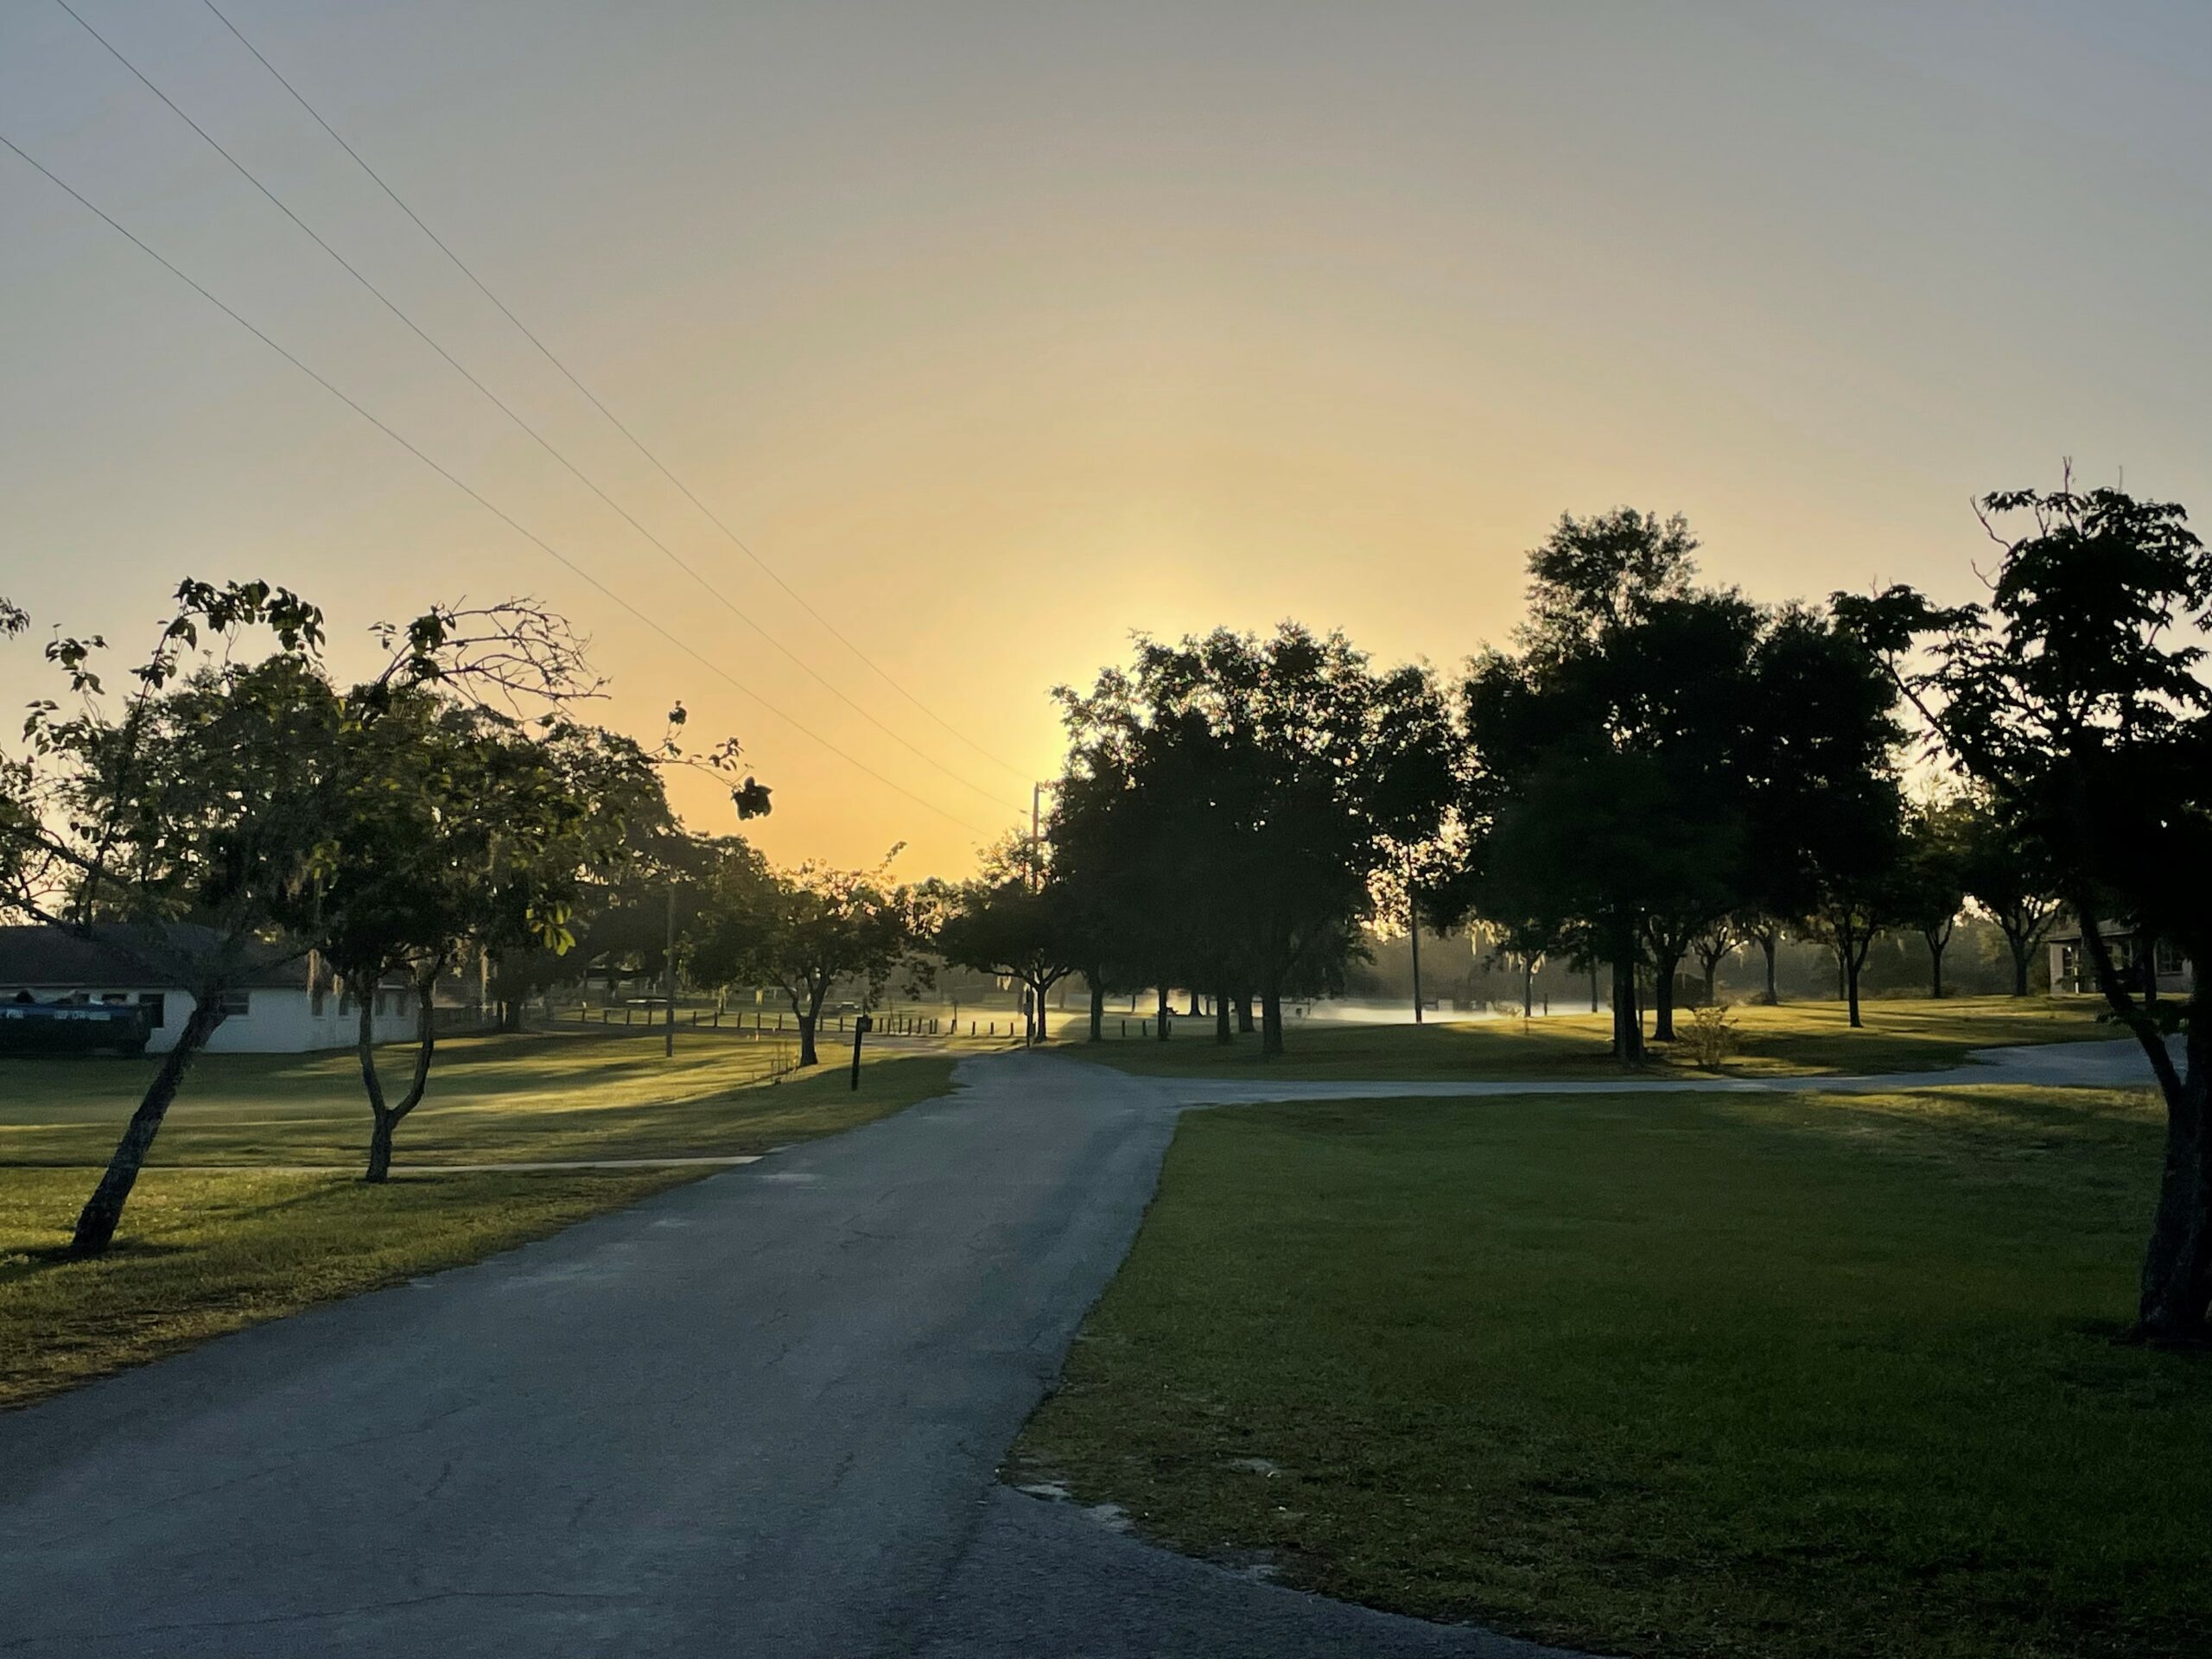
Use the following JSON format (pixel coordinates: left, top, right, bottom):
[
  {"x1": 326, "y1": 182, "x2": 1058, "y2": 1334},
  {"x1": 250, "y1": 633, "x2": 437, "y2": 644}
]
[
  {"x1": 2047, "y1": 919, "x2": 2195, "y2": 998},
  {"x1": 0, "y1": 925, "x2": 423, "y2": 1055}
]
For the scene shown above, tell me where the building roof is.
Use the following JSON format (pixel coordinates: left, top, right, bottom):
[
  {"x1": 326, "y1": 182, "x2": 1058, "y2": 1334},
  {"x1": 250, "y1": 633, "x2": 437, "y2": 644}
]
[{"x1": 0, "y1": 925, "x2": 307, "y2": 991}]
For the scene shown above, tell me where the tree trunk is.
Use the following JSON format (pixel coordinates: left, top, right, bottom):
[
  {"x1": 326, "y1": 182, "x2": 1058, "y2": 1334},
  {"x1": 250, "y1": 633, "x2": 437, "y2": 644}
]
[
  {"x1": 1236, "y1": 991, "x2": 1255, "y2": 1034},
  {"x1": 1215, "y1": 979, "x2": 1233, "y2": 1045},
  {"x1": 1926, "y1": 928, "x2": 1949, "y2": 1000},
  {"x1": 1155, "y1": 986, "x2": 1172, "y2": 1042},
  {"x1": 1651, "y1": 950, "x2": 1683, "y2": 1042},
  {"x1": 1187, "y1": 988, "x2": 1203, "y2": 1018},
  {"x1": 1087, "y1": 980, "x2": 1105, "y2": 1044},
  {"x1": 72, "y1": 999, "x2": 227, "y2": 1255},
  {"x1": 1260, "y1": 976, "x2": 1285, "y2": 1058},
  {"x1": 1589, "y1": 962, "x2": 1599, "y2": 1014},
  {"x1": 359, "y1": 981, "x2": 438, "y2": 1184},
  {"x1": 1609, "y1": 949, "x2": 1643, "y2": 1067},
  {"x1": 2074, "y1": 915, "x2": 2209, "y2": 1340},
  {"x1": 797, "y1": 1010, "x2": 819, "y2": 1067},
  {"x1": 360, "y1": 995, "x2": 393, "y2": 1183},
  {"x1": 2006, "y1": 925, "x2": 2031, "y2": 996},
  {"x1": 1761, "y1": 934, "x2": 1780, "y2": 1004},
  {"x1": 1701, "y1": 962, "x2": 1718, "y2": 1004},
  {"x1": 1522, "y1": 961, "x2": 1534, "y2": 1019},
  {"x1": 1845, "y1": 936, "x2": 1865, "y2": 1028},
  {"x1": 2136, "y1": 1008, "x2": 2210, "y2": 1341},
  {"x1": 1031, "y1": 981, "x2": 1049, "y2": 1045}
]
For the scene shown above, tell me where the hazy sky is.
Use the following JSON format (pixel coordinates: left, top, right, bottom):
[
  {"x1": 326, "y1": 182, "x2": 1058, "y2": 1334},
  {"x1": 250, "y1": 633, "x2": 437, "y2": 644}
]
[{"x1": 4, "y1": 1, "x2": 2208, "y2": 875}]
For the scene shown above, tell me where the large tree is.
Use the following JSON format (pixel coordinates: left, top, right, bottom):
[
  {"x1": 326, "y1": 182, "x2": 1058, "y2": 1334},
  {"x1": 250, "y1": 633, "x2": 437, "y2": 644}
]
[
  {"x1": 1839, "y1": 480, "x2": 2212, "y2": 1341},
  {"x1": 0, "y1": 583, "x2": 588, "y2": 1252},
  {"x1": 1742, "y1": 602, "x2": 1909, "y2": 1029},
  {"x1": 295, "y1": 698, "x2": 673, "y2": 1179},
  {"x1": 1895, "y1": 795, "x2": 1970, "y2": 1000},
  {"x1": 1455, "y1": 515, "x2": 1905, "y2": 1058},
  {"x1": 1055, "y1": 625, "x2": 1453, "y2": 1055},
  {"x1": 937, "y1": 870, "x2": 1083, "y2": 1046},
  {"x1": 688, "y1": 855, "x2": 918, "y2": 1067},
  {"x1": 1456, "y1": 512, "x2": 1762, "y2": 1060},
  {"x1": 1950, "y1": 789, "x2": 2063, "y2": 997}
]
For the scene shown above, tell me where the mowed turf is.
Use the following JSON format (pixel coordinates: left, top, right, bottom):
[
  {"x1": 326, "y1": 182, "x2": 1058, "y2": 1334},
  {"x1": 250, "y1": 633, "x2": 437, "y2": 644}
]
[
  {"x1": 0, "y1": 1024, "x2": 955, "y2": 1168},
  {"x1": 2, "y1": 1036, "x2": 959, "y2": 1408},
  {"x1": 1075, "y1": 995, "x2": 2109, "y2": 1081},
  {"x1": 1012, "y1": 1082, "x2": 2211, "y2": 1659}
]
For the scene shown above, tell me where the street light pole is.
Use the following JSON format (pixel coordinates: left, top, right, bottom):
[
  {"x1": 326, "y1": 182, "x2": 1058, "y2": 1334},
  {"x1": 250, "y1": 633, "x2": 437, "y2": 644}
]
[
  {"x1": 1407, "y1": 850, "x2": 1424, "y2": 1026},
  {"x1": 663, "y1": 878, "x2": 677, "y2": 1059}
]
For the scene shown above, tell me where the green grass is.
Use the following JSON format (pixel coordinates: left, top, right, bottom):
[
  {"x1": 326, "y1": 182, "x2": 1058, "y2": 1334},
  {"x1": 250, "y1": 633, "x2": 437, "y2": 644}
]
[
  {"x1": 1, "y1": 1025, "x2": 958, "y2": 1168},
  {"x1": 0, "y1": 1165, "x2": 693, "y2": 1409},
  {"x1": 1, "y1": 1034, "x2": 960, "y2": 1409},
  {"x1": 1013, "y1": 1082, "x2": 2211, "y2": 1659},
  {"x1": 1072, "y1": 995, "x2": 2111, "y2": 1082}
]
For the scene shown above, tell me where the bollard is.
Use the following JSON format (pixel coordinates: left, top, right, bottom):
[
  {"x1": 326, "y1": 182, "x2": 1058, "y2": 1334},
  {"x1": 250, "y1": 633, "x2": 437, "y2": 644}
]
[{"x1": 849, "y1": 1012, "x2": 873, "y2": 1090}]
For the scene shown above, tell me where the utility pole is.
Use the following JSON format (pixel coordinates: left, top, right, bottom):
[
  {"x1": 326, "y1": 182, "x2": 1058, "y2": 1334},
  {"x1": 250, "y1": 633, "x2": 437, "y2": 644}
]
[
  {"x1": 663, "y1": 878, "x2": 677, "y2": 1059},
  {"x1": 1030, "y1": 780, "x2": 1058, "y2": 893},
  {"x1": 1407, "y1": 849, "x2": 1424, "y2": 1026}
]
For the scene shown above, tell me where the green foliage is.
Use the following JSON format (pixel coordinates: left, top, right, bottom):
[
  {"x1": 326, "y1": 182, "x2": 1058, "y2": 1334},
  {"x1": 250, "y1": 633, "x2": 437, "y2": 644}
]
[
  {"x1": 687, "y1": 854, "x2": 924, "y2": 1060},
  {"x1": 1684, "y1": 1001, "x2": 1737, "y2": 1066},
  {"x1": 1838, "y1": 480, "x2": 2212, "y2": 1338},
  {"x1": 1452, "y1": 511, "x2": 1906, "y2": 1053},
  {"x1": 1052, "y1": 623, "x2": 1454, "y2": 1052},
  {"x1": 936, "y1": 873, "x2": 1081, "y2": 1042}
]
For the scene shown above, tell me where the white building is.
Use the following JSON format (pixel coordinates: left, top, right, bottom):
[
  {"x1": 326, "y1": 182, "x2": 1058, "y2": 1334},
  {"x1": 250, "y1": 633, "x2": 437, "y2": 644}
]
[
  {"x1": 2047, "y1": 919, "x2": 2196, "y2": 999},
  {"x1": 0, "y1": 925, "x2": 422, "y2": 1055}
]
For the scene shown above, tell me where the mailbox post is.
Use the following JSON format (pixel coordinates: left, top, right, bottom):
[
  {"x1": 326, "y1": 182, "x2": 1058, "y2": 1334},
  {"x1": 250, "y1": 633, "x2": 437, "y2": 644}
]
[{"x1": 849, "y1": 1012, "x2": 873, "y2": 1090}]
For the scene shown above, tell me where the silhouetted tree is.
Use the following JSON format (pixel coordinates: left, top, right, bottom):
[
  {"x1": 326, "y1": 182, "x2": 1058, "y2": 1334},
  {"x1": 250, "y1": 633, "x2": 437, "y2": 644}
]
[
  {"x1": 1840, "y1": 479, "x2": 2212, "y2": 1341},
  {"x1": 688, "y1": 854, "x2": 917, "y2": 1066},
  {"x1": 1056, "y1": 624, "x2": 1452, "y2": 1056},
  {"x1": 1895, "y1": 795, "x2": 1970, "y2": 999}
]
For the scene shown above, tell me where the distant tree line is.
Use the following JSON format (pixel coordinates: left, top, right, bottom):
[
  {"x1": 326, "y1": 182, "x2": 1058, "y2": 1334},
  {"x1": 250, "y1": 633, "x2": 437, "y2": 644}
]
[
  {"x1": 954, "y1": 481, "x2": 2206, "y2": 1341},
  {"x1": 7, "y1": 470, "x2": 2204, "y2": 1337}
]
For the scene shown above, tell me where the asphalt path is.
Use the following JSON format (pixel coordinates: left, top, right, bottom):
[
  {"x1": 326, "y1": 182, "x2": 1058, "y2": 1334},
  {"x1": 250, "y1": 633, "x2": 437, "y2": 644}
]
[{"x1": 0, "y1": 1052, "x2": 1579, "y2": 1658}]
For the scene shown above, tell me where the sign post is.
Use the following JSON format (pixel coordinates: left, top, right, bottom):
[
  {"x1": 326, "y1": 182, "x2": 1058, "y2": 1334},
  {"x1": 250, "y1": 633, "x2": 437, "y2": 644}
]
[{"x1": 849, "y1": 1012, "x2": 873, "y2": 1090}]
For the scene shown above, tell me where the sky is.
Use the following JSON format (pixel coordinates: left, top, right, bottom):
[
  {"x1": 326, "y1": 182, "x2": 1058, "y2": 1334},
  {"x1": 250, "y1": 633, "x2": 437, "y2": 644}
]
[{"x1": 3, "y1": 0, "x2": 2209, "y2": 877}]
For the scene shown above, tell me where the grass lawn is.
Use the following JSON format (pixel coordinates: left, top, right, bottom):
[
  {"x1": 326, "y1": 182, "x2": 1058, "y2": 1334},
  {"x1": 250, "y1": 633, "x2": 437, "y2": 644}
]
[
  {"x1": 1012, "y1": 1082, "x2": 2211, "y2": 1659},
  {"x1": 1072, "y1": 995, "x2": 2112, "y2": 1083},
  {"x1": 2, "y1": 1034, "x2": 959, "y2": 1409},
  {"x1": 0, "y1": 1024, "x2": 958, "y2": 1168}
]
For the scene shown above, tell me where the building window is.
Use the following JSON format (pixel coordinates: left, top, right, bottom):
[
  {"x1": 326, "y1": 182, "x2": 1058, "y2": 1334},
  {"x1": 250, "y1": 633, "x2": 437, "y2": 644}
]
[
  {"x1": 2157, "y1": 939, "x2": 2186, "y2": 976},
  {"x1": 310, "y1": 987, "x2": 325, "y2": 1016},
  {"x1": 219, "y1": 989, "x2": 251, "y2": 1019}
]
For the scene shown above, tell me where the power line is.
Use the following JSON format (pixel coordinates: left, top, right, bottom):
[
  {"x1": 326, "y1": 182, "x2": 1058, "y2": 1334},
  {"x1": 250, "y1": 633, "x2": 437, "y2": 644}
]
[
  {"x1": 197, "y1": 0, "x2": 1034, "y2": 789},
  {"x1": 49, "y1": 0, "x2": 1021, "y2": 816},
  {"x1": 0, "y1": 130, "x2": 995, "y2": 839}
]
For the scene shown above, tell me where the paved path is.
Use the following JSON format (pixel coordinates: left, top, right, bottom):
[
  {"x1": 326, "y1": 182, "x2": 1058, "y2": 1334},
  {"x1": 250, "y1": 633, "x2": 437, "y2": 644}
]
[{"x1": 0, "y1": 1052, "x2": 1577, "y2": 1659}]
